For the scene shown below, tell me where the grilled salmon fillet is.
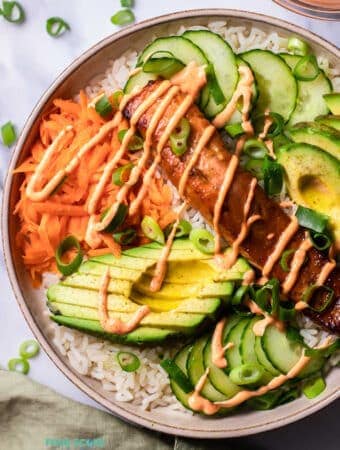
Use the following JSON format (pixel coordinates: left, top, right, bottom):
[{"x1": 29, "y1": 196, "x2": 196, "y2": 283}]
[{"x1": 124, "y1": 80, "x2": 340, "y2": 334}]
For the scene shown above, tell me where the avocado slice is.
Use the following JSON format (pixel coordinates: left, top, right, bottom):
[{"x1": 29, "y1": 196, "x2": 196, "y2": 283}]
[
  {"x1": 123, "y1": 243, "x2": 211, "y2": 261},
  {"x1": 286, "y1": 122, "x2": 340, "y2": 160},
  {"x1": 316, "y1": 115, "x2": 340, "y2": 132},
  {"x1": 277, "y1": 143, "x2": 340, "y2": 247},
  {"x1": 51, "y1": 315, "x2": 179, "y2": 345},
  {"x1": 48, "y1": 301, "x2": 207, "y2": 333},
  {"x1": 323, "y1": 93, "x2": 340, "y2": 115},
  {"x1": 61, "y1": 273, "x2": 132, "y2": 297},
  {"x1": 90, "y1": 253, "x2": 155, "y2": 271},
  {"x1": 79, "y1": 260, "x2": 142, "y2": 282},
  {"x1": 131, "y1": 294, "x2": 221, "y2": 314}
]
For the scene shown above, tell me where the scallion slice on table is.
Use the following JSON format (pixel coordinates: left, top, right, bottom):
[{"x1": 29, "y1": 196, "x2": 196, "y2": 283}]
[
  {"x1": 189, "y1": 228, "x2": 215, "y2": 255},
  {"x1": 141, "y1": 216, "x2": 165, "y2": 244},
  {"x1": 293, "y1": 55, "x2": 320, "y2": 81},
  {"x1": 117, "y1": 351, "x2": 140, "y2": 372},
  {"x1": 287, "y1": 36, "x2": 309, "y2": 56},
  {"x1": 309, "y1": 230, "x2": 332, "y2": 251},
  {"x1": 302, "y1": 284, "x2": 334, "y2": 313},
  {"x1": 101, "y1": 203, "x2": 128, "y2": 233},
  {"x1": 161, "y1": 359, "x2": 193, "y2": 393},
  {"x1": 121, "y1": 0, "x2": 134, "y2": 7},
  {"x1": 95, "y1": 94, "x2": 113, "y2": 117},
  {"x1": 225, "y1": 122, "x2": 244, "y2": 138},
  {"x1": 170, "y1": 118, "x2": 190, "y2": 156},
  {"x1": 112, "y1": 163, "x2": 134, "y2": 186},
  {"x1": 19, "y1": 340, "x2": 40, "y2": 359},
  {"x1": 295, "y1": 206, "x2": 329, "y2": 233},
  {"x1": 0, "y1": 1, "x2": 25, "y2": 23},
  {"x1": 263, "y1": 157, "x2": 283, "y2": 196},
  {"x1": 118, "y1": 129, "x2": 143, "y2": 151},
  {"x1": 55, "y1": 235, "x2": 83, "y2": 276},
  {"x1": 111, "y1": 9, "x2": 135, "y2": 26},
  {"x1": 243, "y1": 139, "x2": 268, "y2": 159},
  {"x1": 8, "y1": 357, "x2": 30, "y2": 374},
  {"x1": 303, "y1": 375, "x2": 326, "y2": 399},
  {"x1": 113, "y1": 228, "x2": 137, "y2": 245},
  {"x1": 1, "y1": 121, "x2": 16, "y2": 147},
  {"x1": 46, "y1": 17, "x2": 70, "y2": 37},
  {"x1": 229, "y1": 364, "x2": 264, "y2": 385}
]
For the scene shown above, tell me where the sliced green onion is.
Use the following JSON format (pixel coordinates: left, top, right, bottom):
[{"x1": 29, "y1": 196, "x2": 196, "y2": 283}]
[
  {"x1": 121, "y1": 0, "x2": 134, "y2": 7},
  {"x1": 143, "y1": 57, "x2": 184, "y2": 79},
  {"x1": 244, "y1": 158, "x2": 264, "y2": 180},
  {"x1": 112, "y1": 163, "x2": 134, "y2": 186},
  {"x1": 303, "y1": 376, "x2": 326, "y2": 399},
  {"x1": 232, "y1": 285, "x2": 249, "y2": 306},
  {"x1": 1, "y1": 121, "x2": 16, "y2": 147},
  {"x1": 273, "y1": 133, "x2": 291, "y2": 152},
  {"x1": 225, "y1": 122, "x2": 244, "y2": 138},
  {"x1": 280, "y1": 249, "x2": 295, "y2": 272},
  {"x1": 111, "y1": 90, "x2": 124, "y2": 109},
  {"x1": 229, "y1": 363, "x2": 263, "y2": 386},
  {"x1": 309, "y1": 230, "x2": 332, "y2": 251},
  {"x1": 55, "y1": 235, "x2": 83, "y2": 276},
  {"x1": 293, "y1": 55, "x2": 320, "y2": 81},
  {"x1": 117, "y1": 351, "x2": 140, "y2": 372},
  {"x1": 165, "y1": 219, "x2": 192, "y2": 239},
  {"x1": 101, "y1": 203, "x2": 128, "y2": 233},
  {"x1": 95, "y1": 95, "x2": 113, "y2": 117},
  {"x1": 118, "y1": 129, "x2": 143, "y2": 151},
  {"x1": 113, "y1": 228, "x2": 136, "y2": 245},
  {"x1": 287, "y1": 326, "x2": 305, "y2": 345},
  {"x1": 248, "y1": 390, "x2": 283, "y2": 410},
  {"x1": 244, "y1": 139, "x2": 268, "y2": 159},
  {"x1": 111, "y1": 9, "x2": 135, "y2": 26},
  {"x1": 161, "y1": 359, "x2": 193, "y2": 393},
  {"x1": 170, "y1": 118, "x2": 190, "y2": 156},
  {"x1": 8, "y1": 357, "x2": 29, "y2": 374},
  {"x1": 19, "y1": 340, "x2": 40, "y2": 359},
  {"x1": 278, "y1": 301, "x2": 296, "y2": 321},
  {"x1": 253, "y1": 112, "x2": 284, "y2": 138},
  {"x1": 141, "y1": 216, "x2": 164, "y2": 244},
  {"x1": 263, "y1": 157, "x2": 283, "y2": 196},
  {"x1": 205, "y1": 63, "x2": 225, "y2": 105},
  {"x1": 0, "y1": 1, "x2": 25, "y2": 23},
  {"x1": 296, "y1": 206, "x2": 329, "y2": 233},
  {"x1": 302, "y1": 284, "x2": 334, "y2": 313},
  {"x1": 255, "y1": 278, "x2": 280, "y2": 315},
  {"x1": 287, "y1": 36, "x2": 309, "y2": 56},
  {"x1": 305, "y1": 339, "x2": 339, "y2": 358},
  {"x1": 189, "y1": 228, "x2": 215, "y2": 255},
  {"x1": 46, "y1": 17, "x2": 70, "y2": 37}
]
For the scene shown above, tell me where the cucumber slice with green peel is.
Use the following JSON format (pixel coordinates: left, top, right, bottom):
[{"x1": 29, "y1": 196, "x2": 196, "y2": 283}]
[
  {"x1": 203, "y1": 337, "x2": 241, "y2": 398},
  {"x1": 254, "y1": 335, "x2": 280, "y2": 376},
  {"x1": 183, "y1": 30, "x2": 238, "y2": 118},
  {"x1": 224, "y1": 318, "x2": 250, "y2": 371},
  {"x1": 187, "y1": 335, "x2": 228, "y2": 402},
  {"x1": 241, "y1": 49, "x2": 297, "y2": 122},
  {"x1": 169, "y1": 345, "x2": 193, "y2": 410}
]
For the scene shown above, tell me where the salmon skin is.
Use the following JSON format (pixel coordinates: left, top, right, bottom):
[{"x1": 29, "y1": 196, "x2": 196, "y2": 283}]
[{"x1": 124, "y1": 81, "x2": 339, "y2": 334}]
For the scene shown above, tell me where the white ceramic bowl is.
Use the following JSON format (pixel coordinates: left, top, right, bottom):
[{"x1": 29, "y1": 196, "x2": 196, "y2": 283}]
[{"x1": 2, "y1": 9, "x2": 339, "y2": 439}]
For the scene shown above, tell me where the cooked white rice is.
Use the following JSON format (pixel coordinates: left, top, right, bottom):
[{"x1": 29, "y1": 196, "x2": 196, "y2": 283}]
[{"x1": 50, "y1": 21, "x2": 339, "y2": 412}]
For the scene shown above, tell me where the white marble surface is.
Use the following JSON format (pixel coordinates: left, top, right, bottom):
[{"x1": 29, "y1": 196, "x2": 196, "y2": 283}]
[{"x1": 0, "y1": 0, "x2": 339, "y2": 441}]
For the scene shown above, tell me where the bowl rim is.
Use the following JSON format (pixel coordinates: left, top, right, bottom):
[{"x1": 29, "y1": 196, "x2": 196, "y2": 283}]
[{"x1": 1, "y1": 8, "x2": 339, "y2": 439}]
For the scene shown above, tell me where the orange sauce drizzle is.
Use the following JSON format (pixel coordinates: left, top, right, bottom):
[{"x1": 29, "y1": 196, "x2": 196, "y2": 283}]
[{"x1": 211, "y1": 318, "x2": 234, "y2": 369}]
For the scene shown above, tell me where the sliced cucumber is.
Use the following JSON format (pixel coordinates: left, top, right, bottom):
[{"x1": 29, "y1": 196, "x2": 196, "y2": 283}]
[
  {"x1": 183, "y1": 30, "x2": 238, "y2": 118},
  {"x1": 254, "y1": 335, "x2": 280, "y2": 376},
  {"x1": 187, "y1": 334, "x2": 228, "y2": 402},
  {"x1": 241, "y1": 49, "x2": 297, "y2": 122},
  {"x1": 224, "y1": 317, "x2": 250, "y2": 370},
  {"x1": 169, "y1": 344, "x2": 193, "y2": 410},
  {"x1": 280, "y1": 53, "x2": 332, "y2": 126}
]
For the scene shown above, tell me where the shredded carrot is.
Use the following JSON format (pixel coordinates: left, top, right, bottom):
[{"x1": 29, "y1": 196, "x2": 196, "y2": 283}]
[{"x1": 13, "y1": 91, "x2": 175, "y2": 285}]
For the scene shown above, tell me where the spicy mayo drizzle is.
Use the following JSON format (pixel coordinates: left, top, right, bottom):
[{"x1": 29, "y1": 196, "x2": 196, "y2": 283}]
[
  {"x1": 316, "y1": 246, "x2": 336, "y2": 286},
  {"x1": 246, "y1": 299, "x2": 285, "y2": 336},
  {"x1": 98, "y1": 267, "x2": 150, "y2": 333},
  {"x1": 211, "y1": 318, "x2": 234, "y2": 368}
]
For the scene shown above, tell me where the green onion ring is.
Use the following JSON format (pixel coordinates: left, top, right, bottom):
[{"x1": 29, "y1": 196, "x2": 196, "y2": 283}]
[
  {"x1": 302, "y1": 284, "x2": 334, "y2": 313},
  {"x1": 19, "y1": 340, "x2": 40, "y2": 359},
  {"x1": 165, "y1": 219, "x2": 192, "y2": 239},
  {"x1": 189, "y1": 228, "x2": 215, "y2": 255},
  {"x1": 244, "y1": 158, "x2": 264, "y2": 180},
  {"x1": 95, "y1": 95, "x2": 113, "y2": 117},
  {"x1": 244, "y1": 139, "x2": 268, "y2": 159},
  {"x1": 1, "y1": 1, "x2": 25, "y2": 23},
  {"x1": 111, "y1": 90, "x2": 124, "y2": 109},
  {"x1": 225, "y1": 122, "x2": 244, "y2": 138},
  {"x1": 161, "y1": 358, "x2": 193, "y2": 393},
  {"x1": 141, "y1": 216, "x2": 165, "y2": 244},
  {"x1": 295, "y1": 206, "x2": 329, "y2": 233},
  {"x1": 101, "y1": 203, "x2": 128, "y2": 233},
  {"x1": 278, "y1": 301, "x2": 296, "y2": 321},
  {"x1": 118, "y1": 129, "x2": 143, "y2": 151},
  {"x1": 113, "y1": 228, "x2": 136, "y2": 245},
  {"x1": 293, "y1": 55, "x2": 320, "y2": 81},
  {"x1": 287, "y1": 36, "x2": 309, "y2": 56},
  {"x1": 309, "y1": 230, "x2": 332, "y2": 251},
  {"x1": 280, "y1": 249, "x2": 295, "y2": 272},
  {"x1": 117, "y1": 351, "x2": 140, "y2": 372},
  {"x1": 46, "y1": 17, "x2": 70, "y2": 37},
  {"x1": 55, "y1": 235, "x2": 83, "y2": 276},
  {"x1": 111, "y1": 9, "x2": 135, "y2": 26},
  {"x1": 112, "y1": 163, "x2": 134, "y2": 186},
  {"x1": 229, "y1": 363, "x2": 264, "y2": 386},
  {"x1": 121, "y1": 0, "x2": 134, "y2": 7},
  {"x1": 170, "y1": 118, "x2": 191, "y2": 156},
  {"x1": 255, "y1": 278, "x2": 280, "y2": 316},
  {"x1": 303, "y1": 376, "x2": 326, "y2": 399},
  {"x1": 232, "y1": 285, "x2": 249, "y2": 306},
  {"x1": 263, "y1": 157, "x2": 283, "y2": 196},
  {"x1": 8, "y1": 357, "x2": 30, "y2": 374},
  {"x1": 1, "y1": 121, "x2": 16, "y2": 147}
]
